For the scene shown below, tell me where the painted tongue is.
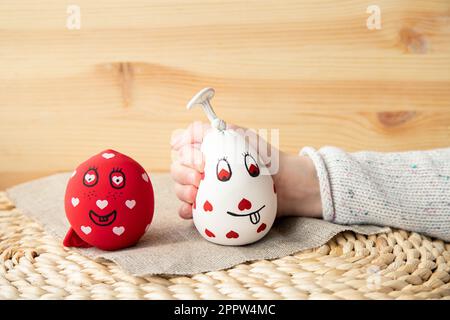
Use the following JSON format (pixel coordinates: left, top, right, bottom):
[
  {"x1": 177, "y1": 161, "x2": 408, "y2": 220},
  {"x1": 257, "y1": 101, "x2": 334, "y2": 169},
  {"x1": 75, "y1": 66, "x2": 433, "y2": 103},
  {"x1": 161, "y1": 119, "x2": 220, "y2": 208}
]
[{"x1": 249, "y1": 211, "x2": 260, "y2": 224}]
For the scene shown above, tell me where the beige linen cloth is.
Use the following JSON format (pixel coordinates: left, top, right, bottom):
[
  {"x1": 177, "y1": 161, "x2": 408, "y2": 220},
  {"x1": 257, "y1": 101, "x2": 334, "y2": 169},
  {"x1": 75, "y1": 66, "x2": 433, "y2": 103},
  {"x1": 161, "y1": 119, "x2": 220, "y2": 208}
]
[{"x1": 6, "y1": 172, "x2": 388, "y2": 276}]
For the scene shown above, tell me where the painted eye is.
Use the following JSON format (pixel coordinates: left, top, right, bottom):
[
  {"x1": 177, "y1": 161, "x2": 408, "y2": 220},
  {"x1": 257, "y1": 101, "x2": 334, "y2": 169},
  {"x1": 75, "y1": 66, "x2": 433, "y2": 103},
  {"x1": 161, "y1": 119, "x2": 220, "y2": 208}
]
[
  {"x1": 109, "y1": 169, "x2": 126, "y2": 189},
  {"x1": 216, "y1": 158, "x2": 232, "y2": 182},
  {"x1": 83, "y1": 167, "x2": 98, "y2": 187},
  {"x1": 244, "y1": 153, "x2": 260, "y2": 177}
]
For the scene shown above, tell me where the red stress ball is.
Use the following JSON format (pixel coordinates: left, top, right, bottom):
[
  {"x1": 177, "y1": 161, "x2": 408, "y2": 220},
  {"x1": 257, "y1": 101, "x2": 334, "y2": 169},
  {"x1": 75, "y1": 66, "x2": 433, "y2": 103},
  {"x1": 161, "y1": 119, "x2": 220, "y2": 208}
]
[{"x1": 63, "y1": 149, "x2": 154, "y2": 251}]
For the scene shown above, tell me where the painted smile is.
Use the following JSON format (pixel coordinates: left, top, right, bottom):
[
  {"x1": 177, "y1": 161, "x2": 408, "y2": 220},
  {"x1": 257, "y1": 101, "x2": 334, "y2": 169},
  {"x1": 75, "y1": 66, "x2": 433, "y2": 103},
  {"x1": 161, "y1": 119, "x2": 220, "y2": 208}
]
[
  {"x1": 89, "y1": 210, "x2": 117, "y2": 226},
  {"x1": 226, "y1": 205, "x2": 266, "y2": 225}
]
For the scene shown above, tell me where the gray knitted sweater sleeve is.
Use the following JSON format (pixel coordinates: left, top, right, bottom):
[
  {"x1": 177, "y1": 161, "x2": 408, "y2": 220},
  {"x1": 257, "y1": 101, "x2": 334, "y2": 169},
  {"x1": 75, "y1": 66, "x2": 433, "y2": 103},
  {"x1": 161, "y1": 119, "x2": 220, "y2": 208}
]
[{"x1": 300, "y1": 146, "x2": 450, "y2": 241}]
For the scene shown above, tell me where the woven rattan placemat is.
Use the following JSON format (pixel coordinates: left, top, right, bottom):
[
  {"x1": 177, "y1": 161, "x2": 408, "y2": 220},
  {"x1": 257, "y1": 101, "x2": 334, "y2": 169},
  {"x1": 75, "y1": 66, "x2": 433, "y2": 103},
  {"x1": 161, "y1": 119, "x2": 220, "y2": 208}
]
[{"x1": 1, "y1": 191, "x2": 449, "y2": 299}]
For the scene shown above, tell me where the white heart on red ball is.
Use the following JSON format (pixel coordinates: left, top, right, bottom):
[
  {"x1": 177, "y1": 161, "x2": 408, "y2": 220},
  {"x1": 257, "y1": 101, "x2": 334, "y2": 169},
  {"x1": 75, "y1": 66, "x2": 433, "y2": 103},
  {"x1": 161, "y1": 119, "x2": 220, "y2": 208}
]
[
  {"x1": 113, "y1": 226, "x2": 125, "y2": 236},
  {"x1": 125, "y1": 200, "x2": 136, "y2": 209},
  {"x1": 112, "y1": 176, "x2": 123, "y2": 185},
  {"x1": 71, "y1": 197, "x2": 80, "y2": 207},
  {"x1": 81, "y1": 225, "x2": 92, "y2": 235},
  {"x1": 102, "y1": 152, "x2": 115, "y2": 159},
  {"x1": 96, "y1": 199, "x2": 108, "y2": 210}
]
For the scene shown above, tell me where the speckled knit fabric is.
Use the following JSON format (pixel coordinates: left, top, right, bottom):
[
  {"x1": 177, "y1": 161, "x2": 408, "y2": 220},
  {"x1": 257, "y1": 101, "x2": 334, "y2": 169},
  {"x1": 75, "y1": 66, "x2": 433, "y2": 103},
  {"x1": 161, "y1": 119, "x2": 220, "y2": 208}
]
[{"x1": 301, "y1": 146, "x2": 450, "y2": 242}]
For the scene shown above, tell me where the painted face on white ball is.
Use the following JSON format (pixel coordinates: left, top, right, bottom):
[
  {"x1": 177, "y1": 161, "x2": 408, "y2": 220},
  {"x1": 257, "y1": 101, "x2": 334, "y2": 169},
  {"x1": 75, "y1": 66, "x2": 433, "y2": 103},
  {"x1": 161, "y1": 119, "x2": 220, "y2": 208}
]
[{"x1": 193, "y1": 129, "x2": 277, "y2": 245}]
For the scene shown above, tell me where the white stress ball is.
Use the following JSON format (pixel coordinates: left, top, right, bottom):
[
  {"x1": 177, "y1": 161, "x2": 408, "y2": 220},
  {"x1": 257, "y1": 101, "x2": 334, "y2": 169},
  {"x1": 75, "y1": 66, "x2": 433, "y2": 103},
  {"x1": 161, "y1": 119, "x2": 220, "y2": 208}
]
[
  {"x1": 194, "y1": 129, "x2": 277, "y2": 245},
  {"x1": 187, "y1": 88, "x2": 277, "y2": 245}
]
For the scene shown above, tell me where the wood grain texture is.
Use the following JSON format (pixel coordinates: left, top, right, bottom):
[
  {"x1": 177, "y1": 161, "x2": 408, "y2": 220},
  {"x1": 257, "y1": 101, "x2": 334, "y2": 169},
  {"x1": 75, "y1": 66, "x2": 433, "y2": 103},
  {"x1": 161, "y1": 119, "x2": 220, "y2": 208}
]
[{"x1": 1, "y1": 0, "x2": 449, "y2": 189}]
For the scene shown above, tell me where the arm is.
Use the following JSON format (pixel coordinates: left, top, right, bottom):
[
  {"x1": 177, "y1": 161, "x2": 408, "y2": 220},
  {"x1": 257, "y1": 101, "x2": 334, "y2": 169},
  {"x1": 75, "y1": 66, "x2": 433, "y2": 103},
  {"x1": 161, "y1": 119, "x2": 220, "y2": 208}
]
[{"x1": 300, "y1": 146, "x2": 450, "y2": 241}]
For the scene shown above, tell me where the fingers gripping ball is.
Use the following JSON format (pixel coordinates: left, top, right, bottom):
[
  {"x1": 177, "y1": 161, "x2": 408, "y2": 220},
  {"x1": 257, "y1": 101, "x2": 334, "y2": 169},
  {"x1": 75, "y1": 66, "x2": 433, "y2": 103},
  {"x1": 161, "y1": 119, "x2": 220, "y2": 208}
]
[{"x1": 63, "y1": 150, "x2": 154, "y2": 251}]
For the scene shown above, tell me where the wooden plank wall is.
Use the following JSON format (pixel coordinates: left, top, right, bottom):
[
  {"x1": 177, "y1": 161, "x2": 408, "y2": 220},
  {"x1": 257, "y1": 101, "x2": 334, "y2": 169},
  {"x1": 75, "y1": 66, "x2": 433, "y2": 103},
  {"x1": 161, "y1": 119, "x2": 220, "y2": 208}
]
[{"x1": 0, "y1": 0, "x2": 449, "y2": 189}]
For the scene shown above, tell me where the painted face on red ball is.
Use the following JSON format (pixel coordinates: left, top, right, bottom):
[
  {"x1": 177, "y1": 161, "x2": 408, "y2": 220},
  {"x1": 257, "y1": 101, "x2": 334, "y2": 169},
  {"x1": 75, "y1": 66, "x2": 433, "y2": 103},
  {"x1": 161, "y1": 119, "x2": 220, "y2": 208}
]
[{"x1": 64, "y1": 150, "x2": 154, "y2": 251}]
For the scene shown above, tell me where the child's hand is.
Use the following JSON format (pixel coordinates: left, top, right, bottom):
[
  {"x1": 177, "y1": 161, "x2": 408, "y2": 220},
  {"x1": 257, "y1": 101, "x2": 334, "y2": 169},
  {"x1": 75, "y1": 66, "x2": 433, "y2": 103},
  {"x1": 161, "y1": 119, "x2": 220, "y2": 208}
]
[
  {"x1": 170, "y1": 122, "x2": 210, "y2": 219},
  {"x1": 170, "y1": 122, "x2": 322, "y2": 220}
]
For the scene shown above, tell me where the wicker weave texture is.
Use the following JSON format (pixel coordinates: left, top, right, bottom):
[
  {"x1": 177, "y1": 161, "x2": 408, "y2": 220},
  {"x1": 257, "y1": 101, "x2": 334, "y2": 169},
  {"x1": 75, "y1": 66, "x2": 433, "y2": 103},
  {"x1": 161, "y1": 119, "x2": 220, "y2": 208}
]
[{"x1": 1, "y1": 192, "x2": 449, "y2": 300}]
